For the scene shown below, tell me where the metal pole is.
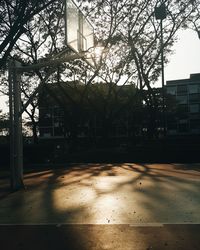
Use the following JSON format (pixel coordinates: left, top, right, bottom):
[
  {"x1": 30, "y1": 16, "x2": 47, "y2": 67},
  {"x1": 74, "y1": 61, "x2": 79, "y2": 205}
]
[
  {"x1": 155, "y1": 2, "x2": 167, "y2": 136},
  {"x1": 7, "y1": 54, "x2": 89, "y2": 191},
  {"x1": 13, "y1": 61, "x2": 24, "y2": 190},
  {"x1": 9, "y1": 60, "x2": 24, "y2": 190},
  {"x1": 8, "y1": 60, "x2": 15, "y2": 190},
  {"x1": 160, "y1": 19, "x2": 166, "y2": 136}
]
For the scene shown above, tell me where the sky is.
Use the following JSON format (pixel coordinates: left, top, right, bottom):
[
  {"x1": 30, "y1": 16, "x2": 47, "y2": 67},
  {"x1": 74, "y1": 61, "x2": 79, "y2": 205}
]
[
  {"x1": 157, "y1": 29, "x2": 200, "y2": 86},
  {"x1": 0, "y1": 29, "x2": 200, "y2": 114}
]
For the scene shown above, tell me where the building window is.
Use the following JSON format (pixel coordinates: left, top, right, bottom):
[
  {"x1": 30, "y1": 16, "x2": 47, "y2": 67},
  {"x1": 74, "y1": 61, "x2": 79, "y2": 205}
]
[
  {"x1": 54, "y1": 127, "x2": 64, "y2": 136},
  {"x1": 167, "y1": 122, "x2": 177, "y2": 130},
  {"x1": 178, "y1": 120, "x2": 189, "y2": 133},
  {"x1": 189, "y1": 93, "x2": 200, "y2": 103},
  {"x1": 176, "y1": 104, "x2": 188, "y2": 119},
  {"x1": 166, "y1": 86, "x2": 176, "y2": 95},
  {"x1": 177, "y1": 104, "x2": 188, "y2": 113},
  {"x1": 54, "y1": 107, "x2": 64, "y2": 117},
  {"x1": 188, "y1": 85, "x2": 199, "y2": 94},
  {"x1": 40, "y1": 127, "x2": 53, "y2": 137},
  {"x1": 190, "y1": 119, "x2": 200, "y2": 129},
  {"x1": 177, "y1": 85, "x2": 187, "y2": 95},
  {"x1": 176, "y1": 95, "x2": 187, "y2": 104},
  {"x1": 189, "y1": 104, "x2": 199, "y2": 113}
]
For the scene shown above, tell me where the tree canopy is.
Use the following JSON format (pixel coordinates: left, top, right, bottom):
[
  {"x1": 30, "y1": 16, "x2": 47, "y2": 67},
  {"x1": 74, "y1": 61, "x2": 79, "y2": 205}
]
[
  {"x1": 79, "y1": 0, "x2": 200, "y2": 86},
  {"x1": 0, "y1": 0, "x2": 200, "y2": 140},
  {"x1": 0, "y1": 0, "x2": 57, "y2": 68}
]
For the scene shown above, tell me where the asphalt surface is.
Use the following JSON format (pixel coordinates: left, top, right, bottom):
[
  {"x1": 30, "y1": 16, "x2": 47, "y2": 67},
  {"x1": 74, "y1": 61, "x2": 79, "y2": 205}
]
[
  {"x1": 0, "y1": 163, "x2": 200, "y2": 249},
  {"x1": 1, "y1": 224, "x2": 200, "y2": 250}
]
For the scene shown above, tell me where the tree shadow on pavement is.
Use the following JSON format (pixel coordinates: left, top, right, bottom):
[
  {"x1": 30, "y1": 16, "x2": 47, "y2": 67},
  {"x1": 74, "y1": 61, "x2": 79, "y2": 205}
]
[
  {"x1": 0, "y1": 163, "x2": 200, "y2": 249},
  {"x1": 171, "y1": 163, "x2": 200, "y2": 172}
]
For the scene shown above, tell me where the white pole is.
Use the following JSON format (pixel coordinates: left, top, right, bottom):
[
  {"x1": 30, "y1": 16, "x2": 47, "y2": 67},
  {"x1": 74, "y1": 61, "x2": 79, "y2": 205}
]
[
  {"x1": 13, "y1": 61, "x2": 24, "y2": 189},
  {"x1": 9, "y1": 60, "x2": 24, "y2": 190},
  {"x1": 8, "y1": 60, "x2": 15, "y2": 189}
]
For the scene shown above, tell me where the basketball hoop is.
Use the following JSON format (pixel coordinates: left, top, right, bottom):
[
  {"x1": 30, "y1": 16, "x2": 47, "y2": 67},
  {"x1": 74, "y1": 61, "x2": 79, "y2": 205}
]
[{"x1": 65, "y1": 0, "x2": 95, "y2": 67}]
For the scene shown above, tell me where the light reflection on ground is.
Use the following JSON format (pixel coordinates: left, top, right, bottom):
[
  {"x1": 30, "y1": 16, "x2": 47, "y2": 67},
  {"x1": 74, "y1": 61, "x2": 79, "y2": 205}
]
[
  {"x1": 0, "y1": 163, "x2": 200, "y2": 224},
  {"x1": 53, "y1": 186, "x2": 96, "y2": 211}
]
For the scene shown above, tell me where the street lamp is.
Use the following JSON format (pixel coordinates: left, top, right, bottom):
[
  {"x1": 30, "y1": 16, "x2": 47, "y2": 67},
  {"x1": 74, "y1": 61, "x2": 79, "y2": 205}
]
[{"x1": 155, "y1": 2, "x2": 167, "y2": 136}]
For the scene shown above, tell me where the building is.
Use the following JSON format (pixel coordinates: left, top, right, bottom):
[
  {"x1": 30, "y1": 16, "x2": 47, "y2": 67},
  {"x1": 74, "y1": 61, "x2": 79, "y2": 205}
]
[
  {"x1": 166, "y1": 73, "x2": 200, "y2": 135},
  {"x1": 38, "y1": 82, "x2": 142, "y2": 143},
  {"x1": 39, "y1": 105, "x2": 65, "y2": 138}
]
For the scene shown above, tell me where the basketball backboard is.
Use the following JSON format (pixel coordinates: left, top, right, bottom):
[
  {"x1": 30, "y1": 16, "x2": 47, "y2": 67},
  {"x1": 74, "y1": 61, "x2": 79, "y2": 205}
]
[{"x1": 66, "y1": 0, "x2": 94, "y2": 56}]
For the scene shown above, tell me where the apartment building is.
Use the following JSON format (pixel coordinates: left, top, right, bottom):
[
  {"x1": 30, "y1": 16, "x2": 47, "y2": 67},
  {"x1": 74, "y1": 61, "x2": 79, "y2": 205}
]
[
  {"x1": 166, "y1": 73, "x2": 200, "y2": 135},
  {"x1": 38, "y1": 83, "x2": 139, "y2": 141}
]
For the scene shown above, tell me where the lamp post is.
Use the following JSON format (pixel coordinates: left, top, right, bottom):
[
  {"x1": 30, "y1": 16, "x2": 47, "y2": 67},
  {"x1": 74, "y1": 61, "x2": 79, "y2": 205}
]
[{"x1": 155, "y1": 2, "x2": 167, "y2": 136}]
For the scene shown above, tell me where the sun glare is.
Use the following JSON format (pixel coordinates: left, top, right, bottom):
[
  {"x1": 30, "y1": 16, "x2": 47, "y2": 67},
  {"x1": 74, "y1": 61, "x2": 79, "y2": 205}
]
[{"x1": 93, "y1": 47, "x2": 103, "y2": 58}]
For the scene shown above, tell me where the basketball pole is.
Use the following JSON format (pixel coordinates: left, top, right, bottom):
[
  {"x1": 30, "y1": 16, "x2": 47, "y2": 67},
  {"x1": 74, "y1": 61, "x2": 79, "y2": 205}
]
[
  {"x1": 8, "y1": 60, "x2": 14, "y2": 189},
  {"x1": 7, "y1": 0, "x2": 96, "y2": 191},
  {"x1": 8, "y1": 54, "x2": 86, "y2": 191},
  {"x1": 8, "y1": 60, "x2": 24, "y2": 190}
]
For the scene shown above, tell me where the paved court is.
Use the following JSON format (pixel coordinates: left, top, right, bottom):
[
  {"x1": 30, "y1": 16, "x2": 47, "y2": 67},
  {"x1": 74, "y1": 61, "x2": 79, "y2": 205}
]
[{"x1": 0, "y1": 163, "x2": 200, "y2": 249}]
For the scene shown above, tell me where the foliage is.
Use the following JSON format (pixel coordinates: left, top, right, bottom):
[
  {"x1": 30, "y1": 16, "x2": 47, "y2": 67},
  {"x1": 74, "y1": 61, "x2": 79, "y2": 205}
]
[
  {"x1": 0, "y1": 0, "x2": 68, "y2": 141},
  {"x1": 0, "y1": 0, "x2": 58, "y2": 69},
  {"x1": 0, "y1": 110, "x2": 9, "y2": 135},
  {"x1": 79, "y1": 0, "x2": 199, "y2": 86},
  {"x1": 1, "y1": 0, "x2": 200, "y2": 141}
]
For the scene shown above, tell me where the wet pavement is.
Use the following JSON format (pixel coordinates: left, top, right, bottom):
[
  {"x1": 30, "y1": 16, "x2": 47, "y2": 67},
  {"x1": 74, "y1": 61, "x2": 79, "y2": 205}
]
[{"x1": 0, "y1": 163, "x2": 200, "y2": 249}]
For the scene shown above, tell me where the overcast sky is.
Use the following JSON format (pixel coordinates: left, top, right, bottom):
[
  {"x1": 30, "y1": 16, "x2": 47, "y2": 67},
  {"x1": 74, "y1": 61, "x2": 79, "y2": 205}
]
[
  {"x1": 156, "y1": 29, "x2": 200, "y2": 87},
  {"x1": 1, "y1": 29, "x2": 200, "y2": 113}
]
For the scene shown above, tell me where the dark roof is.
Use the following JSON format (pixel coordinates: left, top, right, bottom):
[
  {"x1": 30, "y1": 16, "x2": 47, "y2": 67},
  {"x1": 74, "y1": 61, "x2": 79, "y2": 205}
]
[{"x1": 166, "y1": 73, "x2": 200, "y2": 86}]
